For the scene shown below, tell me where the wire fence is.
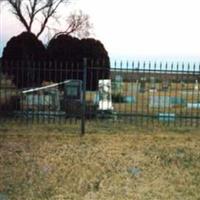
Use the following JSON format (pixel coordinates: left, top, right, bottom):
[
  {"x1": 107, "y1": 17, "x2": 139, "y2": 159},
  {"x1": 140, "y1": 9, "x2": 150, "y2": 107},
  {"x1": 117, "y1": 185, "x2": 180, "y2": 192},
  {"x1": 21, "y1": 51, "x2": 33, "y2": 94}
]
[{"x1": 0, "y1": 59, "x2": 200, "y2": 133}]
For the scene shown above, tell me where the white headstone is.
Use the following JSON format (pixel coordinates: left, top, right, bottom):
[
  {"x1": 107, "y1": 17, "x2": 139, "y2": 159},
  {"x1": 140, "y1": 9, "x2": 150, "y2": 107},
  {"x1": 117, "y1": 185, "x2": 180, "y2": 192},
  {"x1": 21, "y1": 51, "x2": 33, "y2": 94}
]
[
  {"x1": 98, "y1": 79, "x2": 113, "y2": 110},
  {"x1": 187, "y1": 103, "x2": 200, "y2": 109},
  {"x1": 128, "y1": 83, "x2": 139, "y2": 94},
  {"x1": 22, "y1": 89, "x2": 60, "y2": 111},
  {"x1": 149, "y1": 96, "x2": 171, "y2": 108},
  {"x1": 194, "y1": 80, "x2": 198, "y2": 91}
]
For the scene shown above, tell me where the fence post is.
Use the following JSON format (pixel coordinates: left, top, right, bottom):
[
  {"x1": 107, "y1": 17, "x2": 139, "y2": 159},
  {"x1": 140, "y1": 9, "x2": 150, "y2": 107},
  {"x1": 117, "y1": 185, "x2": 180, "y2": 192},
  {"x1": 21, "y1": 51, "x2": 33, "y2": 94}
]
[
  {"x1": 0, "y1": 59, "x2": 2, "y2": 115},
  {"x1": 0, "y1": 58, "x2": 2, "y2": 83},
  {"x1": 81, "y1": 58, "x2": 87, "y2": 136},
  {"x1": 0, "y1": 58, "x2": 2, "y2": 82}
]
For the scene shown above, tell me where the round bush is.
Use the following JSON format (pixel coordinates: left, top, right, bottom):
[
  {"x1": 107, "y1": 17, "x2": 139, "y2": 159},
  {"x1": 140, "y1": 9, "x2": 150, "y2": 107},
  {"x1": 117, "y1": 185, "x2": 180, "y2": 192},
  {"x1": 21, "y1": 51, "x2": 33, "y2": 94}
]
[
  {"x1": 47, "y1": 35, "x2": 110, "y2": 90},
  {"x1": 2, "y1": 32, "x2": 46, "y2": 88}
]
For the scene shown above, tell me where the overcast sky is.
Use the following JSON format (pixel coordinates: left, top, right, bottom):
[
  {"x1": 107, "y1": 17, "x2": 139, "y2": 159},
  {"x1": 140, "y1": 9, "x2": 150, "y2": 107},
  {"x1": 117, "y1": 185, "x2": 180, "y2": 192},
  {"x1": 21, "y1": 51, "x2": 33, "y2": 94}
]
[{"x1": 1, "y1": 0, "x2": 200, "y2": 62}]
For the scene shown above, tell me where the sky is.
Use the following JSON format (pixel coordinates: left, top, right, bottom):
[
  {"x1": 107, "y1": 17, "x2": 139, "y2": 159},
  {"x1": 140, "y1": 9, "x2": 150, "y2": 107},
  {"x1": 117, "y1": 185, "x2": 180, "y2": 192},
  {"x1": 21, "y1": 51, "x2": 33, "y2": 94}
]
[{"x1": 1, "y1": 0, "x2": 200, "y2": 63}]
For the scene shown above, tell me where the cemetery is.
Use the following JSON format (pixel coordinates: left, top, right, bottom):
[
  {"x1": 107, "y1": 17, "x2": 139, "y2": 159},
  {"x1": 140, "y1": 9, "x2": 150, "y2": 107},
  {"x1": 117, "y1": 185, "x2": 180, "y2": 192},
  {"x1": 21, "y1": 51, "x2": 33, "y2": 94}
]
[
  {"x1": 1, "y1": 60, "x2": 200, "y2": 200},
  {"x1": 0, "y1": 31, "x2": 199, "y2": 125},
  {"x1": 1, "y1": 2, "x2": 200, "y2": 200},
  {"x1": 1, "y1": 64, "x2": 200, "y2": 199},
  {"x1": 0, "y1": 56, "x2": 200, "y2": 126},
  {"x1": 1, "y1": 71, "x2": 200, "y2": 123}
]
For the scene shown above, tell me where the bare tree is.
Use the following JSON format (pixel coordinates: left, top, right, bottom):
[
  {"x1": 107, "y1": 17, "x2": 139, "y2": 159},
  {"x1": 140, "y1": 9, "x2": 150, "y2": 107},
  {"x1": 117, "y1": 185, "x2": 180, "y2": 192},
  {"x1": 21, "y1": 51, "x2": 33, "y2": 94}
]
[
  {"x1": 0, "y1": 0, "x2": 92, "y2": 38},
  {"x1": 52, "y1": 10, "x2": 93, "y2": 39}
]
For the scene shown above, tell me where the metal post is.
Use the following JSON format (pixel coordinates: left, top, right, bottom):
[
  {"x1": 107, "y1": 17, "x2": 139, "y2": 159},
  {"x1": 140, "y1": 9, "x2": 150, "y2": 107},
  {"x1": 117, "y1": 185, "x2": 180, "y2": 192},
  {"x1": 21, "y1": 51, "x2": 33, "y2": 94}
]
[
  {"x1": 0, "y1": 59, "x2": 2, "y2": 120},
  {"x1": 81, "y1": 58, "x2": 87, "y2": 135}
]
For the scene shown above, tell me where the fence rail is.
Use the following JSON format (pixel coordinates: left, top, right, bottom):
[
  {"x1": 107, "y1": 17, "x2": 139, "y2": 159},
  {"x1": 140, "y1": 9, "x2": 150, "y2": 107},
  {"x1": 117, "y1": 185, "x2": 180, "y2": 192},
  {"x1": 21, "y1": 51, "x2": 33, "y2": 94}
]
[{"x1": 0, "y1": 59, "x2": 200, "y2": 133}]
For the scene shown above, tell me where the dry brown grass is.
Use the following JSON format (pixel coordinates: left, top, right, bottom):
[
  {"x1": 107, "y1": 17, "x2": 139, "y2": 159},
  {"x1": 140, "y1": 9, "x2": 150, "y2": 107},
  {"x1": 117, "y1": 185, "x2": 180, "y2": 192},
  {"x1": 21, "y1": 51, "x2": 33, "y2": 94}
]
[{"x1": 0, "y1": 122, "x2": 200, "y2": 200}]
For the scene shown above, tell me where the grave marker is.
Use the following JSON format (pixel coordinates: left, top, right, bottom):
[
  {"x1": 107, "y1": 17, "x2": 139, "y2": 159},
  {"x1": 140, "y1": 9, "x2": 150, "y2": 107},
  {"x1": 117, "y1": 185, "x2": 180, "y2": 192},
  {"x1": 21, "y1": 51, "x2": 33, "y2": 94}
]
[
  {"x1": 112, "y1": 75, "x2": 124, "y2": 94},
  {"x1": 140, "y1": 77, "x2": 146, "y2": 93},
  {"x1": 194, "y1": 80, "x2": 199, "y2": 91},
  {"x1": 128, "y1": 83, "x2": 139, "y2": 94},
  {"x1": 149, "y1": 96, "x2": 171, "y2": 108},
  {"x1": 64, "y1": 80, "x2": 82, "y2": 116},
  {"x1": 158, "y1": 113, "x2": 176, "y2": 121},
  {"x1": 149, "y1": 96, "x2": 186, "y2": 108},
  {"x1": 98, "y1": 79, "x2": 113, "y2": 110},
  {"x1": 187, "y1": 103, "x2": 200, "y2": 109},
  {"x1": 162, "y1": 80, "x2": 169, "y2": 91},
  {"x1": 150, "y1": 77, "x2": 156, "y2": 90}
]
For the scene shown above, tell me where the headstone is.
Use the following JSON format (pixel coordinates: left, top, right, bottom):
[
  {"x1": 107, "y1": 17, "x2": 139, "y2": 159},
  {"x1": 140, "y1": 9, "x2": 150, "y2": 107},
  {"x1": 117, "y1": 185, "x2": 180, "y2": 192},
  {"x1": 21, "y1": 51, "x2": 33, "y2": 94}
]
[
  {"x1": 64, "y1": 80, "x2": 82, "y2": 100},
  {"x1": 150, "y1": 77, "x2": 156, "y2": 89},
  {"x1": 162, "y1": 80, "x2": 169, "y2": 91},
  {"x1": 149, "y1": 96, "x2": 186, "y2": 108},
  {"x1": 115, "y1": 75, "x2": 123, "y2": 82},
  {"x1": 149, "y1": 96, "x2": 171, "y2": 108},
  {"x1": 112, "y1": 75, "x2": 124, "y2": 94},
  {"x1": 158, "y1": 113, "x2": 176, "y2": 121},
  {"x1": 181, "y1": 91, "x2": 195, "y2": 96},
  {"x1": 21, "y1": 88, "x2": 60, "y2": 111},
  {"x1": 194, "y1": 80, "x2": 199, "y2": 91},
  {"x1": 128, "y1": 83, "x2": 139, "y2": 94},
  {"x1": 187, "y1": 103, "x2": 200, "y2": 109},
  {"x1": 170, "y1": 97, "x2": 186, "y2": 106},
  {"x1": 140, "y1": 77, "x2": 146, "y2": 93},
  {"x1": 98, "y1": 79, "x2": 113, "y2": 110},
  {"x1": 149, "y1": 88, "x2": 157, "y2": 93},
  {"x1": 181, "y1": 81, "x2": 186, "y2": 89},
  {"x1": 64, "y1": 80, "x2": 82, "y2": 115},
  {"x1": 123, "y1": 96, "x2": 136, "y2": 103}
]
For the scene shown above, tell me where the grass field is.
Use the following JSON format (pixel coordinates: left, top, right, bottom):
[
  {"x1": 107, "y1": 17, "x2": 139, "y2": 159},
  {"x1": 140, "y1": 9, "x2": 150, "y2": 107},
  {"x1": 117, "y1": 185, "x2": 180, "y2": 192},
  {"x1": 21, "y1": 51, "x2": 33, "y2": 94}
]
[{"x1": 0, "y1": 122, "x2": 200, "y2": 200}]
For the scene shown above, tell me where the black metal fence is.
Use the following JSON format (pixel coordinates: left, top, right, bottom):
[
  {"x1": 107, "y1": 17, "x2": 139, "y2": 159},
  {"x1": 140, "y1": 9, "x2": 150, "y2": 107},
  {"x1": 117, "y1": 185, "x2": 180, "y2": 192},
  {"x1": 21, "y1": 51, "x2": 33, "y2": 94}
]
[{"x1": 0, "y1": 59, "x2": 200, "y2": 133}]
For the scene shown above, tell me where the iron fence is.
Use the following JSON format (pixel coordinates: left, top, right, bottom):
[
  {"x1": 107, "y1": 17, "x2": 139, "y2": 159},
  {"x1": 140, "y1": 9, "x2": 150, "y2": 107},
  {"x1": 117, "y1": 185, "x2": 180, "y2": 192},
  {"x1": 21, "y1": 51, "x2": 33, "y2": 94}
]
[{"x1": 0, "y1": 59, "x2": 200, "y2": 133}]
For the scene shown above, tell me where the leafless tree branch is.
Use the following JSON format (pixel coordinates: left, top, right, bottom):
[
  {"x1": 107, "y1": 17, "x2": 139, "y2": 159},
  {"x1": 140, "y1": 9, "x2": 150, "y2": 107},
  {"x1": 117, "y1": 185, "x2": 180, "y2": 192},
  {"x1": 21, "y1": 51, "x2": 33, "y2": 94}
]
[
  {"x1": 1, "y1": 0, "x2": 70, "y2": 37},
  {"x1": 53, "y1": 10, "x2": 93, "y2": 39}
]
